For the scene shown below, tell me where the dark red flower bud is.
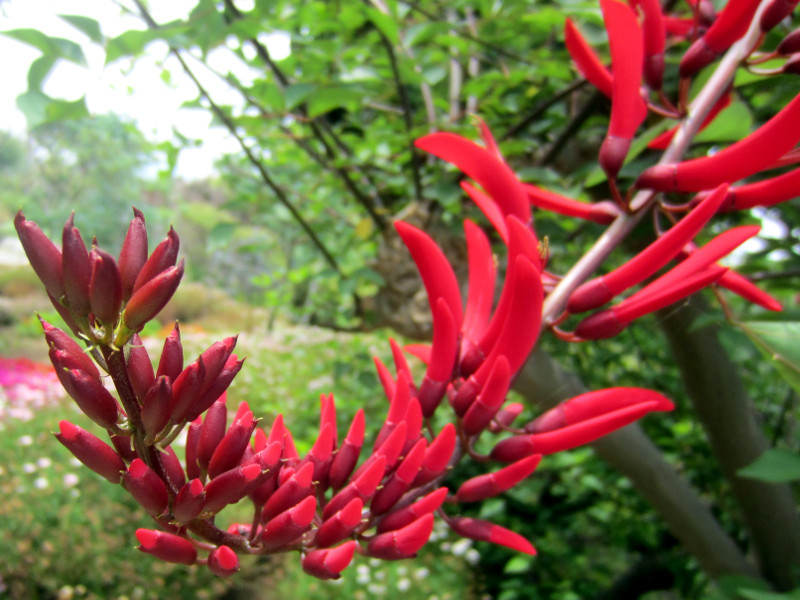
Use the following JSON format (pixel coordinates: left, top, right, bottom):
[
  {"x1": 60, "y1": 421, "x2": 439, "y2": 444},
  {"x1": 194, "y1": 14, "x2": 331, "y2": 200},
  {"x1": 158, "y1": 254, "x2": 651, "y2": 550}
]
[
  {"x1": 15, "y1": 211, "x2": 65, "y2": 300},
  {"x1": 371, "y1": 438, "x2": 428, "y2": 515},
  {"x1": 355, "y1": 424, "x2": 405, "y2": 480},
  {"x1": 141, "y1": 376, "x2": 172, "y2": 438},
  {"x1": 124, "y1": 459, "x2": 169, "y2": 516},
  {"x1": 639, "y1": 0, "x2": 666, "y2": 90},
  {"x1": 260, "y1": 495, "x2": 317, "y2": 550},
  {"x1": 109, "y1": 434, "x2": 137, "y2": 462},
  {"x1": 778, "y1": 29, "x2": 800, "y2": 55},
  {"x1": 185, "y1": 417, "x2": 203, "y2": 480},
  {"x1": 132, "y1": 226, "x2": 179, "y2": 294},
  {"x1": 162, "y1": 446, "x2": 186, "y2": 489},
  {"x1": 267, "y1": 414, "x2": 299, "y2": 460},
  {"x1": 524, "y1": 184, "x2": 620, "y2": 225},
  {"x1": 247, "y1": 441, "x2": 283, "y2": 506},
  {"x1": 490, "y1": 402, "x2": 524, "y2": 432},
  {"x1": 261, "y1": 462, "x2": 315, "y2": 522},
  {"x1": 197, "y1": 400, "x2": 227, "y2": 473},
  {"x1": 169, "y1": 356, "x2": 206, "y2": 424},
  {"x1": 461, "y1": 357, "x2": 511, "y2": 436},
  {"x1": 119, "y1": 208, "x2": 147, "y2": 301},
  {"x1": 208, "y1": 545, "x2": 239, "y2": 578},
  {"x1": 203, "y1": 463, "x2": 261, "y2": 514},
  {"x1": 302, "y1": 541, "x2": 356, "y2": 580},
  {"x1": 156, "y1": 322, "x2": 183, "y2": 381},
  {"x1": 127, "y1": 334, "x2": 155, "y2": 402},
  {"x1": 208, "y1": 410, "x2": 257, "y2": 479},
  {"x1": 65, "y1": 369, "x2": 120, "y2": 429},
  {"x1": 89, "y1": 247, "x2": 123, "y2": 325},
  {"x1": 449, "y1": 517, "x2": 536, "y2": 555},
  {"x1": 367, "y1": 513, "x2": 434, "y2": 560},
  {"x1": 328, "y1": 409, "x2": 365, "y2": 490},
  {"x1": 324, "y1": 456, "x2": 386, "y2": 521},
  {"x1": 315, "y1": 498, "x2": 364, "y2": 548},
  {"x1": 173, "y1": 479, "x2": 206, "y2": 524},
  {"x1": 412, "y1": 423, "x2": 456, "y2": 487},
  {"x1": 136, "y1": 529, "x2": 197, "y2": 564},
  {"x1": 304, "y1": 422, "x2": 335, "y2": 488},
  {"x1": 122, "y1": 260, "x2": 184, "y2": 334},
  {"x1": 377, "y1": 487, "x2": 448, "y2": 534},
  {"x1": 61, "y1": 214, "x2": 92, "y2": 316},
  {"x1": 55, "y1": 420, "x2": 125, "y2": 483},
  {"x1": 456, "y1": 455, "x2": 542, "y2": 503},
  {"x1": 188, "y1": 355, "x2": 244, "y2": 422}
]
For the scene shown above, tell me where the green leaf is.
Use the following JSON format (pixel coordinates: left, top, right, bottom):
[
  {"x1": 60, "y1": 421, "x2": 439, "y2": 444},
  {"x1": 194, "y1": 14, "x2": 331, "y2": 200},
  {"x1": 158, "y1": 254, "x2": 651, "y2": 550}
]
[
  {"x1": 364, "y1": 6, "x2": 400, "y2": 45},
  {"x1": 307, "y1": 86, "x2": 362, "y2": 118},
  {"x1": 1, "y1": 29, "x2": 86, "y2": 65},
  {"x1": 738, "y1": 320, "x2": 800, "y2": 394},
  {"x1": 105, "y1": 29, "x2": 159, "y2": 64},
  {"x1": 738, "y1": 449, "x2": 800, "y2": 484},
  {"x1": 284, "y1": 83, "x2": 317, "y2": 109},
  {"x1": 16, "y1": 91, "x2": 89, "y2": 128},
  {"x1": 694, "y1": 101, "x2": 753, "y2": 144},
  {"x1": 58, "y1": 15, "x2": 104, "y2": 44},
  {"x1": 27, "y1": 55, "x2": 57, "y2": 91}
]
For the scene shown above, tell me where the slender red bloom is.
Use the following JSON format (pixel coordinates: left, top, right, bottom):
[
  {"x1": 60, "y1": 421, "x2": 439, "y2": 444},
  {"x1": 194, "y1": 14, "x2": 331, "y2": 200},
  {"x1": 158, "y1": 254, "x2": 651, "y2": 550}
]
[
  {"x1": 173, "y1": 479, "x2": 206, "y2": 524},
  {"x1": 156, "y1": 323, "x2": 183, "y2": 381},
  {"x1": 567, "y1": 184, "x2": 729, "y2": 313},
  {"x1": 416, "y1": 298, "x2": 458, "y2": 417},
  {"x1": 717, "y1": 269, "x2": 783, "y2": 312},
  {"x1": 564, "y1": 18, "x2": 613, "y2": 98},
  {"x1": 377, "y1": 487, "x2": 448, "y2": 534},
  {"x1": 461, "y1": 181, "x2": 511, "y2": 242},
  {"x1": 328, "y1": 409, "x2": 365, "y2": 490},
  {"x1": 207, "y1": 410, "x2": 257, "y2": 478},
  {"x1": 64, "y1": 369, "x2": 121, "y2": 430},
  {"x1": 461, "y1": 220, "x2": 496, "y2": 352},
  {"x1": 136, "y1": 529, "x2": 197, "y2": 565},
  {"x1": 636, "y1": 93, "x2": 800, "y2": 192},
  {"x1": 61, "y1": 214, "x2": 92, "y2": 316},
  {"x1": 208, "y1": 546, "x2": 239, "y2": 578},
  {"x1": 55, "y1": 420, "x2": 125, "y2": 484},
  {"x1": 123, "y1": 459, "x2": 169, "y2": 516},
  {"x1": 778, "y1": 29, "x2": 800, "y2": 55},
  {"x1": 762, "y1": 0, "x2": 800, "y2": 32},
  {"x1": 132, "y1": 226, "x2": 179, "y2": 294},
  {"x1": 716, "y1": 167, "x2": 800, "y2": 211},
  {"x1": 15, "y1": 211, "x2": 65, "y2": 300},
  {"x1": 203, "y1": 463, "x2": 261, "y2": 514},
  {"x1": 370, "y1": 438, "x2": 428, "y2": 515},
  {"x1": 367, "y1": 513, "x2": 434, "y2": 560},
  {"x1": 414, "y1": 133, "x2": 531, "y2": 225},
  {"x1": 169, "y1": 357, "x2": 206, "y2": 425},
  {"x1": 524, "y1": 183, "x2": 620, "y2": 225},
  {"x1": 126, "y1": 334, "x2": 154, "y2": 402},
  {"x1": 260, "y1": 495, "x2": 317, "y2": 550},
  {"x1": 302, "y1": 541, "x2": 357, "y2": 580},
  {"x1": 413, "y1": 423, "x2": 456, "y2": 487},
  {"x1": 122, "y1": 260, "x2": 185, "y2": 332},
  {"x1": 637, "y1": 0, "x2": 667, "y2": 90},
  {"x1": 261, "y1": 462, "x2": 314, "y2": 522},
  {"x1": 461, "y1": 357, "x2": 511, "y2": 436},
  {"x1": 141, "y1": 376, "x2": 172, "y2": 438},
  {"x1": 456, "y1": 455, "x2": 542, "y2": 503},
  {"x1": 324, "y1": 456, "x2": 386, "y2": 520},
  {"x1": 598, "y1": 0, "x2": 648, "y2": 179},
  {"x1": 196, "y1": 400, "x2": 228, "y2": 472},
  {"x1": 119, "y1": 208, "x2": 148, "y2": 301},
  {"x1": 315, "y1": 498, "x2": 364, "y2": 548},
  {"x1": 449, "y1": 517, "x2": 536, "y2": 555},
  {"x1": 43, "y1": 319, "x2": 99, "y2": 380}
]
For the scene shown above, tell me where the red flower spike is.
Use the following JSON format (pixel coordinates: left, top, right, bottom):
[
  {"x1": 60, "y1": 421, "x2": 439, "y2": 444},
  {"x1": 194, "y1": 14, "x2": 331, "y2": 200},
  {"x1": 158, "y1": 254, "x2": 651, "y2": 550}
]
[
  {"x1": 598, "y1": 0, "x2": 647, "y2": 180},
  {"x1": 305, "y1": 422, "x2": 336, "y2": 487},
  {"x1": 261, "y1": 462, "x2": 314, "y2": 522},
  {"x1": 456, "y1": 455, "x2": 543, "y2": 503},
  {"x1": 462, "y1": 356, "x2": 511, "y2": 436},
  {"x1": 778, "y1": 29, "x2": 800, "y2": 55},
  {"x1": 462, "y1": 220, "x2": 496, "y2": 353},
  {"x1": 637, "y1": 93, "x2": 800, "y2": 192},
  {"x1": 169, "y1": 357, "x2": 206, "y2": 425},
  {"x1": 119, "y1": 208, "x2": 147, "y2": 301},
  {"x1": 717, "y1": 270, "x2": 782, "y2": 312},
  {"x1": 417, "y1": 299, "x2": 458, "y2": 417},
  {"x1": 132, "y1": 226, "x2": 179, "y2": 294},
  {"x1": 123, "y1": 459, "x2": 169, "y2": 516},
  {"x1": 567, "y1": 184, "x2": 729, "y2": 314},
  {"x1": 524, "y1": 183, "x2": 620, "y2": 225},
  {"x1": 127, "y1": 334, "x2": 155, "y2": 402},
  {"x1": 207, "y1": 410, "x2": 257, "y2": 479},
  {"x1": 156, "y1": 323, "x2": 183, "y2": 382},
  {"x1": 679, "y1": 0, "x2": 762, "y2": 77},
  {"x1": 61, "y1": 214, "x2": 92, "y2": 316},
  {"x1": 720, "y1": 167, "x2": 800, "y2": 211},
  {"x1": 377, "y1": 487, "x2": 448, "y2": 534},
  {"x1": 394, "y1": 221, "x2": 464, "y2": 328},
  {"x1": 162, "y1": 446, "x2": 187, "y2": 489},
  {"x1": 88, "y1": 247, "x2": 123, "y2": 325},
  {"x1": 260, "y1": 495, "x2": 317, "y2": 550},
  {"x1": 136, "y1": 529, "x2": 197, "y2": 565},
  {"x1": 412, "y1": 423, "x2": 456, "y2": 487},
  {"x1": 476, "y1": 117, "x2": 503, "y2": 159},
  {"x1": 188, "y1": 355, "x2": 244, "y2": 422},
  {"x1": 185, "y1": 417, "x2": 203, "y2": 480},
  {"x1": 461, "y1": 181, "x2": 510, "y2": 243},
  {"x1": 14, "y1": 211, "x2": 65, "y2": 300},
  {"x1": 141, "y1": 376, "x2": 172, "y2": 438},
  {"x1": 320, "y1": 393, "x2": 338, "y2": 448},
  {"x1": 389, "y1": 338, "x2": 415, "y2": 390},
  {"x1": 638, "y1": 0, "x2": 667, "y2": 90},
  {"x1": 371, "y1": 438, "x2": 428, "y2": 515},
  {"x1": 328, "y1": 409, "x2": 365, "y2": 490},
  {"x1": 198, "y1": 338, "x2": 238, "y2": 390},
  {"x1": 370, "y1": 422, "x2": 407, "y2": 473},
  {"x1": 208, "y1": 546, "x2": 239, "y2": 578},
  {"x1": 449, "y1": 517, "x2": 536, "y2": 555},
  {"x1": 527, "y1": 388, "x2": 674, "y2": 434},
  {"x1": 564, "y1": 18, "x2": 614, "y2": 98},
  {"x1": 415, "y1": 133, "x2": 530, "y2": 226},
  {"x1": 574, "y1": 266, "x2": 726, "y2": 339},
  {"x1": 373, "y1": 356, "x2": 396, "y2": 400},
  {"x1": 367, "y1": 513, "x2": 435, "y2": 560},
  {"x1": 64, "y1": 369, "x2": 120, "y2": 429},
  {"x1": 55, "y1": 420, "x2": 125, "y2": 483},
  {"x1": 489, "y1": 402, "x2": 525, "y2": 432},
  {"x1": 315, "y1": 497, "x2": 364, "y2": 548},
  {"x1": 267, "y1": 414, "x2": 299, "y2": 461},
  {"x1": 648, "y1": 92, "x2": 732, "y2": 150},
  {"x1": 374, "y1": 373, "x2": 411, "y2": 450},
  {"x1": 403, "y1": 398, "x2": 424, "y2": 452},
  {"x1": 123, "y1": 260, "x2": 184, "y2": 333},
  {"x1": 302, "y1": 541, "x2": 357, "y2": 580},
  {"x1": 173, "y1": 479, "x2": 206, "y2": 524},
  {"x1": 323, "y1": 456, "x2": 386, "y2": 520},
  {"x1": 197, "y1": 400, "x2": 228, "y2": 473},
  {"x1": 203, "y1": 463, "x2": 261, "y2": 514}
]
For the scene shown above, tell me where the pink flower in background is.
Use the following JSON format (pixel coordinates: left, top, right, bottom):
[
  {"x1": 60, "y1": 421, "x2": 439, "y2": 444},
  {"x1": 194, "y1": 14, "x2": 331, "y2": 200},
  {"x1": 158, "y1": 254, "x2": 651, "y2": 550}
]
[{"x1": 0, "y1": 357, "x2": 65, "y2": 422}]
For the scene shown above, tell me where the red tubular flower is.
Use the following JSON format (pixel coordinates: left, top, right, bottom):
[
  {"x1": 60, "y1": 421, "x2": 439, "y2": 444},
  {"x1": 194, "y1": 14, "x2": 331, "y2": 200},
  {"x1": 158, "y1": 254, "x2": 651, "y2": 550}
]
[
  {"x1": 461, "y1": 357, "x2": 511, "y2": 436},
  {"x1": 15, "y1": 211, "x2": 65, "y2": 300},
  {"x1": 260, "y1": 495, "x2": 317, "y2": 550},
  {"x1": 370, "y1": 438, "x2": 428, "y2": 515},
  {"x1": 203, "y1": 463, "x2": 262, "y2": 514},
  {"x1": 412, "y1": 423, "x2": 456, "y2": 487},
  {"x1": 389, "y1": 339, "x2": 415, "y2": 387},
  {"x1": 524, "y1": 183, "x2": 620, "y2": 225},
  {"x1": 567, "y1": 184, "x2": 729, "y2": 314},
  {"x1": 449, "y1": 517, "x2": 536, "y2": 555},
  {"x1": 169, "y1": 357, "x2": 206, "y2": 425},
  {"x1": 416, "y1": 298, "x2": 458, "y2": 417},
  {"x1": 119, "y1": 208, "x2": 148, "y2": 301},
  {"x1": 415, "y1": 133, "x2": 531, "y2": 226},
  {"x1": 376, "y1": 487, "x2": 448, "y2": 534},
  {"x1": 324, "y1": 456, "x2": 386, "y2": 520},
  {"x1": 394, "y1": 221, "x2": 463, "y2": 327},
  {"x1": 367, "y1": 513, "x2": 434, "y2": 560},
  {"x1": 461, "y1": 220, "x2": 496, "y2": 360},
  {"x1": 302, "y1": 541, "x2": 357, "y2": 580},
  {"x1": 564, "y1": 18, "x2": 614, "y2": 98},
  {"x1": 43, "y1": 319, "x2": 100, "y2": 381},
  {"x1": 185, "y1": 417, "x2": 203, "y2": 480},
  {"x1": 141, "y1": 376, "x2": 173, "y2": 439},
  {"x1": 717, "y1": 270, "x2": 782, "y2": 311},
  {"x1": 189, "y1": 355, "x2": 244, "y2": 422},
  {"x1": 778, "y1": 29, "x2": 800, "y2": 55},
  {"x1": 208, "y1": 546, "x2": 239, "y2": 578},
  {"x1": 156, "y1": 323, "x2": 183, "y2": 381},
  {"x1": 648, "y1": 91, "x2": 732, "y2": 150},
  {"x1": 207, "y1": 409, "x2": 257, "y2": 479},
  {"x1": 374, "y1": 374, "x2": 410, "y2": 450},
  {"x1": 638, "y1": 0, "x2": 667, "y2": 90},
  {"x1": 328, "y1": 409, "x2": 365, "y2": 490},
  {"x1": 61, "y1": 214, "x2": 92, "y2": 316},
  {"x1": 679, "y1": 0, "x2": 762, "y2": 77},
  {"x1": 573, "y1": 266, "x2": 726, "y2": 340},
  {"x1": 173, "y1": 479, "x2": 206, "y2": 524},
  {"x1": 598, "y1": 0, "x2": 648, "y2": 180},
  {"x1": 64, "y1": 369, "x2": 121, "y2": 429},
  {"x1": 314, "y1": 498, "x2": 364, "y2": 548},
  {"x1": 136, "y1": 529, "x2": 197, "y2": 565},
  {"x1": 305, "y1": 422, "x2": 336, "y2": 488},
  {"x1": 196, "y1": 400, "x2": 228, "y2": 473},
  {"x1": 127, "y1": 334, "x2": 154, "y2": 402},
  {"x1": 261, "y1": 462, "x2": 314, "y2": 522},
  {"x1": 55, "y1": 420, "x2": 125, "y2": 483},
  {"x1": 162, "y1": 446, "x2": 186, "y2": 488},
  {"x1": 461, "y1": 181, "x2": 510, "y2": 242},
  {"x1": 716, "y1": 167, "x2": 800, "y2": 211},
  {"x1": 247, "y1": 441, "x2": 283, "y2": 506},
  {"x1": 123, "y1": 459, "x2": 169, "y2": 516},
  {"x1": 636, "y1": 93, "x2": 800, "y2": 192},
  {"x1": 132, "y1": 226, "x2": 179, "y2": 294},
  {"x1": 491, "y1": 402, "x2": 525, "y2": 432},
  {"x1": 456, "y1": 455, "x2": 542, "y2": 503},
  {"x1": 122, "y1": 259, "x2": 185, "y2": 333},
  {"x1": 373, "y1": 356, "x2": 396, "y2": 400}
]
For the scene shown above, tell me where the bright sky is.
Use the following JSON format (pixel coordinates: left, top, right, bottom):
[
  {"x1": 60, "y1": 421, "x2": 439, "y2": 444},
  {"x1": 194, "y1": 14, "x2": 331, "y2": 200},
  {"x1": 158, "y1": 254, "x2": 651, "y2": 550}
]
[{"x1": 0, "y1": 0, "x2": 289, "y2": 180}]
